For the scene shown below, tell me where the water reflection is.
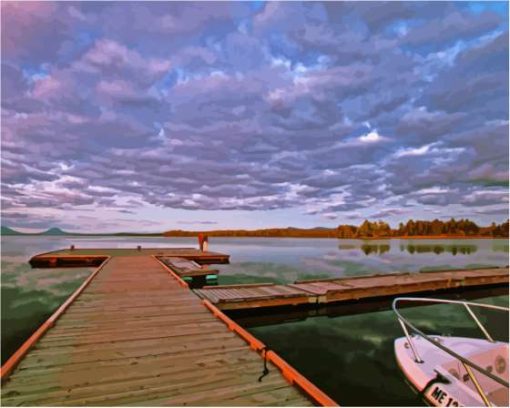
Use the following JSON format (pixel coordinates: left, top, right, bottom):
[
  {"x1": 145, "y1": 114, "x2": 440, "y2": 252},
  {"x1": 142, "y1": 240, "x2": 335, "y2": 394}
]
[
  {"x1": 361, "y1": 244, "x2": 390, "y2": 255},
  {"x1": 230, "y1": 286, "x2": 510, "y2": 328},
  {"x1": 249, "y1": 294, "x2": 509, "y2": 406},
  {"x1": 402, "y1": 243, "x2": 477, "y2": 255},
  {"x1": 338, "y1": 242, "x2": 480, "y2": 256},
  {"x1": 492, "y1": 243, "x2": 510, "y2": 252},
  {"x1": 338, "y1": 244, "x2": 358, "y2": 250}
]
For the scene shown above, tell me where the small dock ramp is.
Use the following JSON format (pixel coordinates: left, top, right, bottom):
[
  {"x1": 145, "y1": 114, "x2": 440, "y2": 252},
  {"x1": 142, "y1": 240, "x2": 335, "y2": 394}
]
[{"x1": 160, "y1": 256, "x2": 219, "y2": 279}]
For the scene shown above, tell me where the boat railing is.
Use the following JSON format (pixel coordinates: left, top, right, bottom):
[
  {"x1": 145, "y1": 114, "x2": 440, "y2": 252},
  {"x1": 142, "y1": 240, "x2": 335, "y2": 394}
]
[{"x1": 392, "y1": 297, "x2": 509, "y2": 406}]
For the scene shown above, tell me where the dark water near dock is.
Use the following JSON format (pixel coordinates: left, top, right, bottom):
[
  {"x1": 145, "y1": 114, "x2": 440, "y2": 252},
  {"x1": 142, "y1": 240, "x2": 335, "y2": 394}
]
[
  {"x1": 1, "y1": 236, "x2": 508, "y2": 405},
  {"x1": 248, "y1": 295, "x2": 508, "y2": 406}
]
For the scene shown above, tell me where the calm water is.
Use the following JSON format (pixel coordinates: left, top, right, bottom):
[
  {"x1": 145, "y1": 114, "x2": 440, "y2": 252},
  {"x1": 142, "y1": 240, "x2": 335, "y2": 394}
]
[{"x1": 1, "y1": 236, "x2": 508, "y2": 405}]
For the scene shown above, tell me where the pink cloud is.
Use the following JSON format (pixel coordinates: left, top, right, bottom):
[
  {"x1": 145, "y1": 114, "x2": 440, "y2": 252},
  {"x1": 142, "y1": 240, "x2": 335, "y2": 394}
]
[
  {"x1": 1, "y1": 2, "x2": 67, "y2": 61},
  {"x1": 31, "y1": 76, "x2": 64, "y2": 99}
]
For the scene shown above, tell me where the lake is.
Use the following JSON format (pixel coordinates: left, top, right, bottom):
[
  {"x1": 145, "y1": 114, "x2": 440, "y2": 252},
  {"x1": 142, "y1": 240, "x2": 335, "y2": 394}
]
[{"x1": 1, "y1": 236, "x2": 508, "y2": 405}]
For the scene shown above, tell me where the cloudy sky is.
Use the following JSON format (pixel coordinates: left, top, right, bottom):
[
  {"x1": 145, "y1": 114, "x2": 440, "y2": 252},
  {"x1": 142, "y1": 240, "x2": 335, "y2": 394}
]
[{"x1": 1, "y1": 1, "x2": 508, "y2": 232}]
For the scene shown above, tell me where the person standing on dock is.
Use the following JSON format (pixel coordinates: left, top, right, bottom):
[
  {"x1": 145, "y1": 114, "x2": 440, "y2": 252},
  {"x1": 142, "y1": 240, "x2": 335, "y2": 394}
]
[{"x1": 198, "y1": 233, "x2": 209, "y2": 252}]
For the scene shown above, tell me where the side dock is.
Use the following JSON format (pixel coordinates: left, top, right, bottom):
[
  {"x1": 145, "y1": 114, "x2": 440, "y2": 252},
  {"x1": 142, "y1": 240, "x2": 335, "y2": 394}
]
[
  {"x1": 195, "y1": 267, "x2": 509, "y2": 311},
  {"x1": 2, "y1": 249, "x2": 335, "y2": 406}
]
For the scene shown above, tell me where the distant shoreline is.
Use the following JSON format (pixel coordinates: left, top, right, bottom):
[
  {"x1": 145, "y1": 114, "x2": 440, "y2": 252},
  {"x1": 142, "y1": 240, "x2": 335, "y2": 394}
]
[
  {"x1": 2, "y1": 234, "x2": 506, "y2": 240},
  {"x1": 3, "y1": 218, "x2": 508, "y2": 239}
]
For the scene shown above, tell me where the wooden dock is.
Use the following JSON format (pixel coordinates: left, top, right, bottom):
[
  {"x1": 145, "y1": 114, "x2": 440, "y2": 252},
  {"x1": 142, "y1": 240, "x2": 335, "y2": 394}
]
[
  {"x1": 4, "y1": 247, "x2": 508, "y2": 406},
  {"x1": 29, "y1": 248, "x2": 230, "y2": 268},
  {"x1": 231, "y1": 285, "x2": 510, "y2": 328},
  {"x1": 2, "y1": 249, "x2": 335, "y2": 406},
  {"x1": 195, "y1": 267, "x2": 509, "y2": 311}
]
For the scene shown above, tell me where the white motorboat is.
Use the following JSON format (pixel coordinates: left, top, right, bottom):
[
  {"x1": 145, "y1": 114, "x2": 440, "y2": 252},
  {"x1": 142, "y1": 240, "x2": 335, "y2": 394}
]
[{"x1": 393, "y1": 297, "x2": 509, "y2": 407}]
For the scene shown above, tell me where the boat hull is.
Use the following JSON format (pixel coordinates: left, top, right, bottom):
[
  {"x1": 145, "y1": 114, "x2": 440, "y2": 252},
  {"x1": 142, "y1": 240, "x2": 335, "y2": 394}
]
[{"x1": 395, "y1": 336, "x2": 509, "y2": 407}]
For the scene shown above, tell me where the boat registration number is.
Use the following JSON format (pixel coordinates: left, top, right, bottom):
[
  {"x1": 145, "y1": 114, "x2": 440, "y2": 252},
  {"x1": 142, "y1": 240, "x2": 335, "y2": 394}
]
[{"x1": 426, "y1": 385, "x2": 462, "y2": 407}]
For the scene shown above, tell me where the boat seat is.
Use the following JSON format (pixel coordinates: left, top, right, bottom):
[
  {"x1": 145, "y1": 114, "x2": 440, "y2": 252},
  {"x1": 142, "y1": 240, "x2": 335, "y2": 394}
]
[
  {"x1": 487, "y1": 387, "x2": 509, "y2": 407},
  {"x1": 441, "y1": 343, "x2": 508, "y2": 406}
]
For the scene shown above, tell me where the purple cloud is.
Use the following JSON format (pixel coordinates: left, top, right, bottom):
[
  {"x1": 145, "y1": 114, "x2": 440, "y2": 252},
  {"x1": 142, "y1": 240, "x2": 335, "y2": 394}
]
[{"x1": 1, "y1": 2, "x2": 508, "y2": 231}]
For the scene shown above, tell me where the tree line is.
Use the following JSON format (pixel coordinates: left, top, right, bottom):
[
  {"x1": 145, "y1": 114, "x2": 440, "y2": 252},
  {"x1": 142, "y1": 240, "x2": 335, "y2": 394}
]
[
  {"x1": 163, "y1": 227, "x2": 338, "y2": 238},
  {"x1": 337, "y1": 218, "x2": 509, "y2": 238},
  {"x1": 163, "y1": 218, "x2": 509, "y2": 238}
]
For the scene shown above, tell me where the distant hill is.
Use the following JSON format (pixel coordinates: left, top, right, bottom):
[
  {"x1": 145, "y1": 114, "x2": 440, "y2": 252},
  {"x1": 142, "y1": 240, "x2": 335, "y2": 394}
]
[
  {"x1": 38, "y1": 227, "x2": 69, "y2": 236},
  {"x1": 1, "y1": 226, "x2": 23, "y2": 235},
  {"x1": 1, "y1": 226, "x2": 71, "y2": 236}
]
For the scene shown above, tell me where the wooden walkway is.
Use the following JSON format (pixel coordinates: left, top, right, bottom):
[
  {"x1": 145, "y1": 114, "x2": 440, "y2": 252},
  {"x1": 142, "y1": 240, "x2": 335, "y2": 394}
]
[
  {"x1": 195, "y1": 267, "x2": 509, "y2": 311},
  {"x1": 1, "y1": 254, "x2": 324, "y2": 406}
]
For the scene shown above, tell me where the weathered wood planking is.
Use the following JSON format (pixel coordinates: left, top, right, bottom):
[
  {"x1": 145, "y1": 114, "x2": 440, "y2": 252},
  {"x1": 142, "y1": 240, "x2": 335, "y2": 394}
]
[
  {"x1": 160, "y1": 257, "x2": 219, "y2": 278},
  {"x1": 2, "y1": 255, "x2": 317, "y2": 406},
  {"x1": 194, "y1": 267, "x2": 509, "y2": 311},
  {"x1": 29, "y1": 248, "x2": 230, "y2": 268},
  {"x1": 230, "y1": 285, "x2": 510, "y2": 328}
]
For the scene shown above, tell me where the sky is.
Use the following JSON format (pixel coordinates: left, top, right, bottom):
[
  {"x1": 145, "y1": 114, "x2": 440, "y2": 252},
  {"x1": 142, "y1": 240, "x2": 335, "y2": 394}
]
[{"x1": 1, "y1": 1, "x2": 509, "y2": 233}]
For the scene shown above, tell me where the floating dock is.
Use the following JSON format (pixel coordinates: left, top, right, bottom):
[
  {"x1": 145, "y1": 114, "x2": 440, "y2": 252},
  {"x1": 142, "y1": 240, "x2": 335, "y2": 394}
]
[
  {"x1": 28, "y1": 248, "x2": 230, "y2": 268},
  {"x1": 232, "y1": 285, "x2": 510, "y2": 328},
  {"x1": 195, "y1": 267, "x2": 509, "y2": 311},
  {"x1": 2, "y1": 249, "x2": 335, "y2": 406}
]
